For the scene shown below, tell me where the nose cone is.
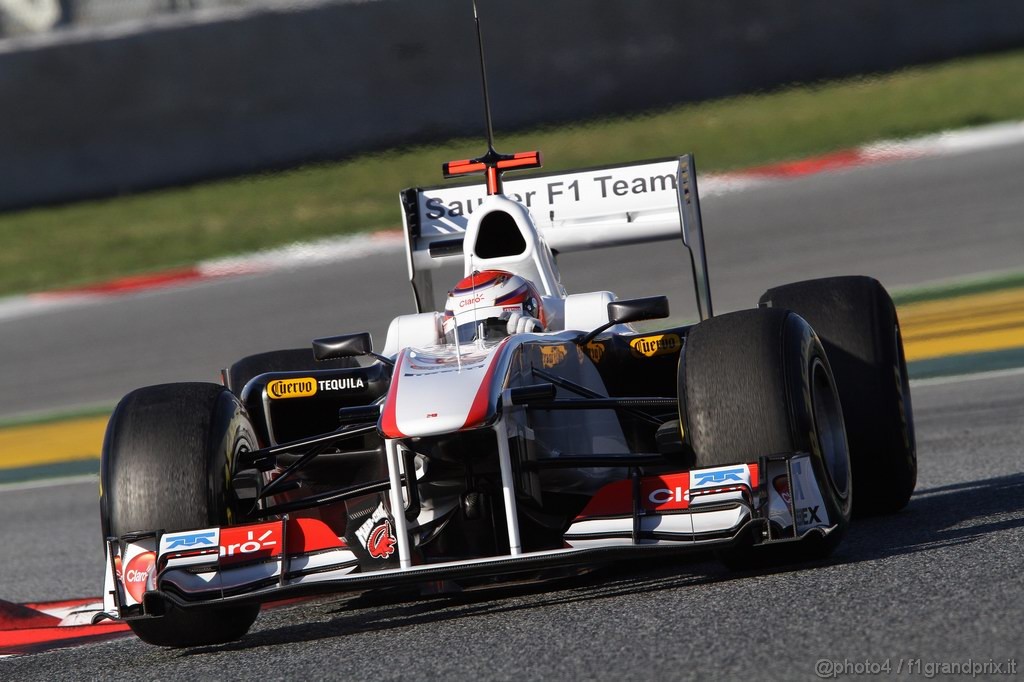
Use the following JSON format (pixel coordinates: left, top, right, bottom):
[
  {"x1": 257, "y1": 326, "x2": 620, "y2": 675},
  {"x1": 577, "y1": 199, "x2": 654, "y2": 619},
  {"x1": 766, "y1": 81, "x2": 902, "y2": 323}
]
[{"x1": 379, "y1": 341, "x2": 510, "y2": 439}]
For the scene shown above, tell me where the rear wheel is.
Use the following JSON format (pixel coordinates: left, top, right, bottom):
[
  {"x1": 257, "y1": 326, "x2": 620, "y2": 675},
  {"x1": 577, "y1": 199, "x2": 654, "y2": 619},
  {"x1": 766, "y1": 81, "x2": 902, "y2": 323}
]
[
  {"x1": 759, "y1": 276, "x2": 916, "y2": 515},
  {"x1": 679, "y1": 308, "x2": 852, "y2": 563},
  {"x1": 100, "y1": 382, "x2": 260, "y2": 647}
]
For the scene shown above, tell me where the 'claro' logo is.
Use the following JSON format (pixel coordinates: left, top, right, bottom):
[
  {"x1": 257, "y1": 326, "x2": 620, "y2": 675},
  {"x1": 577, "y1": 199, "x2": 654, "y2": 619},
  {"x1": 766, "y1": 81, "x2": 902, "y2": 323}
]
[
  {"x1": 267, "y1": 377, "x2": 317, "y2": 400},
  {"x1": 122, "y1": 551, "x2": 155, "y2": 602},
  {"x1": 629, "y1": 333, "x2": 681, "y2": 358}
]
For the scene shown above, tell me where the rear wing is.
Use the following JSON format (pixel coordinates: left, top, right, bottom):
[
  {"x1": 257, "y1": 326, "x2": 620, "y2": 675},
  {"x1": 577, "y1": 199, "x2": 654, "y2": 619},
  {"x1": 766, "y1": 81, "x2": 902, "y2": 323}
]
[{"x1": 399, "y1": 155, "x2": 713, "y2": 320}]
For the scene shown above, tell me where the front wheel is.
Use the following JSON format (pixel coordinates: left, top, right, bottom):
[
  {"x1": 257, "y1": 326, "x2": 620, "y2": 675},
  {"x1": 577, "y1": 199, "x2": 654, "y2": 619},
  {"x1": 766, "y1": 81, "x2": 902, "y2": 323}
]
[
  {"x1": 100, "y1": 382, "x2": 260, "y2": 647},
  {"x1": 679, "y1": 308, "x2": 852, "y2": 564}
]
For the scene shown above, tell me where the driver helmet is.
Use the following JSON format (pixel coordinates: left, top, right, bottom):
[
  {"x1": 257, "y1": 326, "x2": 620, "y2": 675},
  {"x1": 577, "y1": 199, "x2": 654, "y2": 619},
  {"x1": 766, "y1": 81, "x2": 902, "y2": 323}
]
[{"x1": 443, "y1": 270, "x2": 546, "y2": 344}]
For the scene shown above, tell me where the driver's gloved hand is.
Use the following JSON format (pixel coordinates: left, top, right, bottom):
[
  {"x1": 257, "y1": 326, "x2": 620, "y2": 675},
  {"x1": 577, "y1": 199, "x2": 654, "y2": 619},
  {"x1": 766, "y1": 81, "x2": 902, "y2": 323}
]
[{"x1": 506, "y1": 311, "x2": 544, "y2": 335}]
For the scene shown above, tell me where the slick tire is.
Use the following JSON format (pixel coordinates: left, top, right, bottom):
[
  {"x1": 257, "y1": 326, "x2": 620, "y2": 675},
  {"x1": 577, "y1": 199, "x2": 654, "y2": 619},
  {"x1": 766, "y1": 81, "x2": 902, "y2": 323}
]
[
  {"x1": 759, "y1": 276, "x2": 916, "y2": 515},
  {"x1": 100, "y1": 382, "x2": 260, "y2": 647},
  {"x1": 679, "y1": 308, "x2": 852, "y2": 565},
  {"x1": 227, "y1": 348, "x2": 356, "y2": 395}
]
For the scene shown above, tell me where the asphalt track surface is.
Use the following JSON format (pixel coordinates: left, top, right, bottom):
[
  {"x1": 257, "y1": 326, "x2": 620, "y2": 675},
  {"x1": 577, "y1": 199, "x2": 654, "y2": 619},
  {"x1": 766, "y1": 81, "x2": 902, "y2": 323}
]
[
  {"x1": 2, "y1": 371, "x2": 1021, "y2": 679},
  {"x1": 3, "y1": 141, "x2": 1024, "y2": 420},
  {"x1": 1, "y1": 142, "x2": 1023, "y2": 677}
]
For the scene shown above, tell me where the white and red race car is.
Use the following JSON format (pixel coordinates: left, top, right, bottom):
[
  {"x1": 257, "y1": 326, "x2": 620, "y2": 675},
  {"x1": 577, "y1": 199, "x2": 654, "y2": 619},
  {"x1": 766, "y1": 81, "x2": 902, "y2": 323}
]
[{"x1": 98, "y1": 146, "x2": 916, "y2": 647}]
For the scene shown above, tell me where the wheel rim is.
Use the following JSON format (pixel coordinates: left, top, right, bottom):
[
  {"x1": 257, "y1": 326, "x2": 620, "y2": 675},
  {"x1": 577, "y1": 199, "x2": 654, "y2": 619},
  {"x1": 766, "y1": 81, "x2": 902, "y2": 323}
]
[{"x1": 811, "y1": 358, "x2": 850, "y2": 499}]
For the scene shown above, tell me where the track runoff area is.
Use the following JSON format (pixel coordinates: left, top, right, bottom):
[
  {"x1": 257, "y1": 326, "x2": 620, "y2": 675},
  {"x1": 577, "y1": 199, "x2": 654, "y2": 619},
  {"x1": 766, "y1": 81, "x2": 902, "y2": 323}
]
[
  {"x1": 1, "y1": 120, "x2": 1023, "y2": 656},
  {"x1": 3, "y1": 280, "x2": 1021, "y2": 486}
]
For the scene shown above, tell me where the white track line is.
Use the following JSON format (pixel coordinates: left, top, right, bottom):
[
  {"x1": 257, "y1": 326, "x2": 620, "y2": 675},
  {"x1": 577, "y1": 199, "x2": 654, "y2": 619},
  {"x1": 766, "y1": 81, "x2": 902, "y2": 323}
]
[
  {"x1": 862, "y1": 120, "x2": 1024, "y2": 159},
  {"x1": 197, "y1": 230, "x2": 405, "y2": 277}
]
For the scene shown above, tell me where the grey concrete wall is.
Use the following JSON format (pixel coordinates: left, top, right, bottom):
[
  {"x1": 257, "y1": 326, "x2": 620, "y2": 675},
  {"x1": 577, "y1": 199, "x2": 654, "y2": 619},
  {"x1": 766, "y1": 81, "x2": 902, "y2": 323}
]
[{"x1": 2, "y1": 0, "x2": 1024, "y2": 210}]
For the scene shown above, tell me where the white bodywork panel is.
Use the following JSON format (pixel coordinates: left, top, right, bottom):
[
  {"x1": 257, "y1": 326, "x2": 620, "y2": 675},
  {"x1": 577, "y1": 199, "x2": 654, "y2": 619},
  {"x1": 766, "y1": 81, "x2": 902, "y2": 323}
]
[
  {"x1": 382, "y1": 312, "x2": 442, "y2": 358},
  {"x1": 563, "y1": 291, "x2": 615, "y2": 332},
  {"x1": 386, "y1": 343, "x2": 505, "y2": 438},
  {"x1": 765, "y1": 454, "x2": 831, "y2": 532},
  {"x1": 400, "y1": 157, "x2": 697, "y2": 314},
  {"x1": 461, "y1": 195, "x2": 567, "y2": 299},
  {"x1": 410, "y1": 158, "x2": 682, "y2": 265}
]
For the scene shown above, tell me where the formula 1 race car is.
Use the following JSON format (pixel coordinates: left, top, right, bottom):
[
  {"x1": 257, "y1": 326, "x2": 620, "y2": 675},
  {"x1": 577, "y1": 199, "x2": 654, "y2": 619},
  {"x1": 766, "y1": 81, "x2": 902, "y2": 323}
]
[
  {"x1": 97, "y1": 9, "x2": 915, "y2": 646},
  {"x1": 97, "y1": 143, "x2": 917, "y2": 646}
]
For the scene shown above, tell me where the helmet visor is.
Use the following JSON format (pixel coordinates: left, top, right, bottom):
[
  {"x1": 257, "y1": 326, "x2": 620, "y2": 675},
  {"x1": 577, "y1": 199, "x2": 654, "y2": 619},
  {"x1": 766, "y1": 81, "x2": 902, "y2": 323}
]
[{"x1": 445, "y1": 316, "x2": 511, "y2": 345}]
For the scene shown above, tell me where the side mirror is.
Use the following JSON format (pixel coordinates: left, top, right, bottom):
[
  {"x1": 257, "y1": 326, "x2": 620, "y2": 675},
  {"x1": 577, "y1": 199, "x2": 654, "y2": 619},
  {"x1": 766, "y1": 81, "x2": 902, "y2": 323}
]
[
  {"x1": 313, "y1": 332, "x2": 396, "y2": 368},
  {"x1": 578, "y1": 296, "x2": 670, "y2": 346},
  {"x1": 607, "y1": 296, "x2": 670, "y2": 325},
  {"x1": 312, "y1": 332, "x2": 372, "y2": 361}
]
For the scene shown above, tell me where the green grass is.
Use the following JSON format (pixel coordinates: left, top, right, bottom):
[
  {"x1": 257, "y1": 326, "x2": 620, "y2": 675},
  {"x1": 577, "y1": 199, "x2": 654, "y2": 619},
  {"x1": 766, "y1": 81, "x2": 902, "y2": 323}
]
[
  {"x1": 4, "y1": 48, "x2": 1024, "y2": 297},
  {"x1": 0, "y1": 402, "x2": 115, "y2": 429},
  {"x1": 890, "y1": 270, "x2": 1024, "y2": 305}
]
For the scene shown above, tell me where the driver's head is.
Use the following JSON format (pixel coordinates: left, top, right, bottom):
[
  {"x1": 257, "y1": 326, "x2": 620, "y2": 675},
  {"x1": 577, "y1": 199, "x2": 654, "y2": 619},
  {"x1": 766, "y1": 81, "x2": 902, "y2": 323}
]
[{"x1": 443, "y1": 270, "x2": 546, "y2": 344}]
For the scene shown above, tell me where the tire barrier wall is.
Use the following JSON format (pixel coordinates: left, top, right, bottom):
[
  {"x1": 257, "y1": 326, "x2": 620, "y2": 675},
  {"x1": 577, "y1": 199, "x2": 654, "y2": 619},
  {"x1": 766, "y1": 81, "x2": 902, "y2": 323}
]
[{"x1": 1, "y1": 0, "x2": 1023, "y2": 209}]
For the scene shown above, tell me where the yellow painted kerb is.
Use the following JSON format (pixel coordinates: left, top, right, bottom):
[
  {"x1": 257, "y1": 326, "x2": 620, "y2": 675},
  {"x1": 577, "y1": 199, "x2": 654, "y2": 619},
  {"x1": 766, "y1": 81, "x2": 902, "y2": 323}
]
[
  {"x1": 0, "y1": 416, "x2": 108, "y2": 470},
  {"x1": 899, "y1": 287, "x2": 1024, "y2": 361}
]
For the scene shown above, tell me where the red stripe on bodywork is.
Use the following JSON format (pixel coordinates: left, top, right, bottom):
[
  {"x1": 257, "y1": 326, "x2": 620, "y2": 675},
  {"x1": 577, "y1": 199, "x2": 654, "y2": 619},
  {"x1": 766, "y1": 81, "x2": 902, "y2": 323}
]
[
  {"x1": 461, "y1": 337, "x2": 512, "y2": 430},
  {"x1": 575, "y1": 472, "x2": 692, "y2": 520},
  {"x1": 574, "y1": 464, "x2": 761, "y2": 521},
  {"x1": 379, "y1": 349, "x2": 408, "y2": 439},
  {"x1": 286, "y1": 517, "x2": 347, "y2": 553}
]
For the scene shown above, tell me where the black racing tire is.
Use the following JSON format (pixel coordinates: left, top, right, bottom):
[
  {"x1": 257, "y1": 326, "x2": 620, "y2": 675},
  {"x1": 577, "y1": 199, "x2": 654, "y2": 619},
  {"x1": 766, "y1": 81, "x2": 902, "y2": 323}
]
[
  {"x1": 679, "y1": 308, "x2": 852, "y2": 564},
  {"x1": 100, "y1": 382, "x2": 260, "y2": 647},
  {"x1": 226, "y1": 348, "x2": 356, "y2": 395},
  {"x1": 759, "y1": 276, "x2": 916, "y2": 515}
]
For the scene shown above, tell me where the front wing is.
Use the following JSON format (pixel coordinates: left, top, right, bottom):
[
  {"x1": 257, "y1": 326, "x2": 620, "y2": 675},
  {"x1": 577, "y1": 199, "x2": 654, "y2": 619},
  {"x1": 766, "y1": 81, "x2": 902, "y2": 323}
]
[{"x1": 100, "y1": 452, "x2": 834, "y2": 621}]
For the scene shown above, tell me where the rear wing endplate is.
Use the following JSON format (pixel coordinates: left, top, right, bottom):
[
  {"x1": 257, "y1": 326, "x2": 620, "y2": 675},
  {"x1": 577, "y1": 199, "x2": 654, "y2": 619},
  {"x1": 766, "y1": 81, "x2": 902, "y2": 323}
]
[{"x1": 399, "y1": 155, "x2": 713, "y2": 320}]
